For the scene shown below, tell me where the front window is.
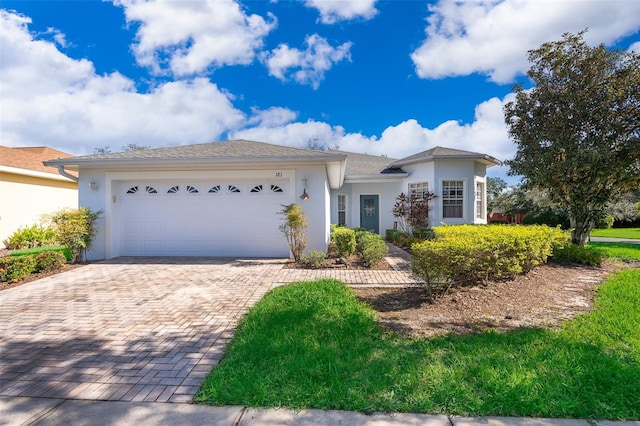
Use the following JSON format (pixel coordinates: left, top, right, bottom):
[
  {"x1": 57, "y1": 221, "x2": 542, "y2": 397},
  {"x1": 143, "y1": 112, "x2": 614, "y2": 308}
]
[
  {"x1": 442, "y1": 180, "x2": 464, "y2": 218},
  {"x1": 475, "y1": 181, "x2": 485, "y2": 219},
  {"x1": 337, "y1": 194, "x2": 347, "y2": 226},
  {"x1": 408, "y1": 181, "x2": 429, "y2": 200}
]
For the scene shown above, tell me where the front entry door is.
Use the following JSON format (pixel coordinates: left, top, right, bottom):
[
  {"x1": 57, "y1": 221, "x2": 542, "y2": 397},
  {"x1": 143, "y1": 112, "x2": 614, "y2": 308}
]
[{"x1": 360, "y1": 195, "x2": 379, "y2": 234}]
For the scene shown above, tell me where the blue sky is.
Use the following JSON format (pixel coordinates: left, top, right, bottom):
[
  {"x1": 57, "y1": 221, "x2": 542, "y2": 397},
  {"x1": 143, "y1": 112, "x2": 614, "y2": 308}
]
[{"x1": 1, "y1": 0, "x2": 639, "y2": 182}]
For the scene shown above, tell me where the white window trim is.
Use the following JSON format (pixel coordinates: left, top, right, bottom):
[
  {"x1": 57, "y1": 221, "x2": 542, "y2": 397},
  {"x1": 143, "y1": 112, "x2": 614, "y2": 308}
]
[
  {"x1": 440, "y1": 179, "x2": 466, "y2": 221},
  {"x1": 474, "y1": 178, "x2": 486, "y2": 222},
  {"x1": 337, "y1": 193, "x2": 348, "y2": 226},
  {"x1": 408, "y1": 181, "x2": 430, "y2": 200}
]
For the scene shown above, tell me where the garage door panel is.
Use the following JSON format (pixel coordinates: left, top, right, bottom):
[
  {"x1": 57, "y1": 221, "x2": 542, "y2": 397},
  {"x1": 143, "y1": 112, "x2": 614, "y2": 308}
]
[{"x1": 118, "y1": 179, "x2": 289, "y2": 257}]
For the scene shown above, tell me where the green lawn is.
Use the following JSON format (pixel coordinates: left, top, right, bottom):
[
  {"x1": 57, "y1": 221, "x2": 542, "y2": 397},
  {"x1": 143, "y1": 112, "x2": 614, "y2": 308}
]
[
  {"x1": 591, "y1": 228, "x2": 640, "y2": 239},
  {"x1": 589, "y1": 242, "x2": 640, "y2": 262},
  {"x1": 196, "y1": 274, "x2": 640, "y2": 419}
]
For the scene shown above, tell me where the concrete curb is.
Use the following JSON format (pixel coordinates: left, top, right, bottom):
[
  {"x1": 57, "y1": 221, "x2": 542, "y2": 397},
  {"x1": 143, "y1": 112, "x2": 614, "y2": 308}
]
[{"x1": 2, "y1": 397, "x2": 639, "y2": 426}]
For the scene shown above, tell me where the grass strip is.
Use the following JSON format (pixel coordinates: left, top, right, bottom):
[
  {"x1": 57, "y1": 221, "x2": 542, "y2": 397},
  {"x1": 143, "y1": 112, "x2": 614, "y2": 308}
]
[
  {"x1": 196, "y1": 274, "x2": 640, "y2": 419},
  {"x1": 589, "y1": 242, "x2": 640, "y2": 261},
  {"x1": 590, "y1": 228, "x2": 640, "y2": 239}
]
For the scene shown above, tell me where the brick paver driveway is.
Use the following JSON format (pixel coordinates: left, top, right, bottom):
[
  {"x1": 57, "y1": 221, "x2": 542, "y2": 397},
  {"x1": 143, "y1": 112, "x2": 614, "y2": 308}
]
[{"x1": 0, "y1": 258, "x2": 285, "y2": 403}]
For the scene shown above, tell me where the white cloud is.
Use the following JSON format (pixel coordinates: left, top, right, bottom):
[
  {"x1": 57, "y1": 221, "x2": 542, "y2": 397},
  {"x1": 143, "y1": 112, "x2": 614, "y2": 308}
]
[
  {"x1": 232, "y1": 94, "x2": 516, "y2": 165},
  {"x1": 304, "y1": 0, "x2": 378, "y2": 24},
  {"x1": 247, "y1": 107, "x2": 298, "y2": 127},
  {"x1": 411, "y1": 0, "x2": 640, "y2": 83},
  {"x1": 262, "y1": 34, "x2": 352, "y2": 89},
  {"x1": 630, "y1": 41, "x2": 640, "y2": 53},
  {"x1": 0, "y1": 10, "x2": 245, "y2": 154},
  {"x1": 114, "y1": 0, "x2": 276, "y2": 76}
]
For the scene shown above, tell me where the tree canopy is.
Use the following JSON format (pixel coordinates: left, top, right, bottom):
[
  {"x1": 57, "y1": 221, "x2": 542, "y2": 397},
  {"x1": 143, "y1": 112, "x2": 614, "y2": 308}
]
[{"x1": 504, "y1": 31, "x2": 640, "y2": 245}]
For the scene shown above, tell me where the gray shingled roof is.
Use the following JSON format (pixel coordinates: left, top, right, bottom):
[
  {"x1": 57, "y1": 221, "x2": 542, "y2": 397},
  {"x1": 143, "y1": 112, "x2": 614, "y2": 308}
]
[
  {"x1": 390, "y1": 146, "x2": 500, "y2": 167},
  {"x1": 44, "y1": 140, "x2": 499, "y2": 175},
  {"x1": 329, "y1": 150, "x2": 398, "y2": 176},
  {"x1": 44, "y1": 140, "x2": 346, "y2": 167}
]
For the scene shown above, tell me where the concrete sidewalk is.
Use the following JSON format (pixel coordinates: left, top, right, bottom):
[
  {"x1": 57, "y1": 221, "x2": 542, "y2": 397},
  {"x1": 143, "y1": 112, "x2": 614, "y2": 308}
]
[{"x1": 3, "y1": 396, "x2": 638, "y2": 426}]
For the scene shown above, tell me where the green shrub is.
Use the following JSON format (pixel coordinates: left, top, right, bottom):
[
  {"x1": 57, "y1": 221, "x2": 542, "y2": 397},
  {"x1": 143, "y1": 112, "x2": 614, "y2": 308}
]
[
  {"x1": 356, "y1": 231, "x2": 388, "y2": 267},
  {"x1": 523, "y1": 211, "x2": 570, "y2": 229},
  {"x1": 301, "y1": 250, "x2": 327, "y2": 269},
  {"x1": 412, "y1": 225, "x2": 569, "y2": 294},
  {"x1": 0, "y1": 256, "x2": 37, "y2": 283},
  {"x1": 33, "y1": 251, "x2": 67, "y2": 273},
  {"x1": 412, "y1": 227, "x2": 435, "y2": 240},
  {"x1": 331, "y1": 227, "x2": 357, "y2": 257},
  {"x1": 552, "y1": 244, "x2": 605, "y2": 266},
  {"x1": 3, "y1": 224, "x2": 57, "y2": 249},
  {"x1": 279, "y1": 204, "x2": 307, "y2": 262},
  {"x1": 10, "y1": 245, "x2": 72, "y2": 261},
  {"x1": 595, "y1": 215, "x2": 615, "y2": 230},
  {"x1": 385, "y1": 229, "x2": 405, "y2": 243},
  {"x1": 48, "y1": 207, "x2": 102, "y2": 263}
]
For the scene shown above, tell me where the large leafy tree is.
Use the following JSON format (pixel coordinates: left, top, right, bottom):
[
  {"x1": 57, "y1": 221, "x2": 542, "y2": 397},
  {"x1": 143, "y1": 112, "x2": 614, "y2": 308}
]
[
  {"x1": 504, "y1": 31, "x2": 640, "y2": 245},
  {"x1": 486, "y1": 177, "x2": 508, "y2": 213}
]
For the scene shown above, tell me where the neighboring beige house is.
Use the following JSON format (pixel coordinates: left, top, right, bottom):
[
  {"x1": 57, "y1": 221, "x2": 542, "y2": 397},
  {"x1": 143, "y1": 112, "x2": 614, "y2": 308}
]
[{"x1": 0, "y1": 146, "x2": 78, "y2": 248}]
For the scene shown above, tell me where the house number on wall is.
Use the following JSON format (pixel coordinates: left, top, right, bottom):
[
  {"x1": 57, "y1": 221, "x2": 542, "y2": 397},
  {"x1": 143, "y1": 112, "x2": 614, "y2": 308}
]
[{"x1": 275, "y1": 172, "x2": 283, "y2": 177}]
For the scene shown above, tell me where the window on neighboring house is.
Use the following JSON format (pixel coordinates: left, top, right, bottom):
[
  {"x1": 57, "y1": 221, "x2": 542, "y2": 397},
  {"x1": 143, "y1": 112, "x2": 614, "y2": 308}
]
[
  {"x1": 337, "y1": 194, "x2": 347, "y2": 226},
  {"x1": 442, "y1": 180, "x2": 464, "y2": 218},
  {"x1": 408, "y1": 181, "x2": 429, "y2": 199},
  {"x1": 475, "y1": 181, "x2": 485, "y2": 219}
]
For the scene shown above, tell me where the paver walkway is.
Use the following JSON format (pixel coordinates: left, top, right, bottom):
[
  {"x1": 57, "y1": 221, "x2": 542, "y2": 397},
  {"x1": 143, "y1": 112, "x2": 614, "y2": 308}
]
[{"x1": 0, "y1": 246, "x2": 421, "y2": 404}]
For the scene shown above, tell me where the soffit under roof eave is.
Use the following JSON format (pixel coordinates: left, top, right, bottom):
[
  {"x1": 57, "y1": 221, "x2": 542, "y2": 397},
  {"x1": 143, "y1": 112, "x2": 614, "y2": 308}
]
[
  {"x1": 326, "y1": 161, "x2": 345, "y2": 189},
  {"x1": 0, "y1": 165, "x2": 77, "y2": 182}
]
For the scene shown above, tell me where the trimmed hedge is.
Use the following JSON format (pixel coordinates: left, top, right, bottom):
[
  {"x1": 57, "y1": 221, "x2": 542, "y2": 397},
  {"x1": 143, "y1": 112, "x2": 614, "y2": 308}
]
[
  {"x1": 412, "y1": 225, "x2": 568, "y2": 293},
  {"x1": 331, "y1": 227, "x2": 357, "y2": 257},
  {"x1": 2, "y1": 246, "x2": 69, "y2": 283},
  {"x1": 0, "y1": 256, "x2": 37, "y2": 283},
  {"x1": 33, "y1": 251, "x2": 68, "y2": 273},
  {"x1": 356, "y1": 230, "x2": 388, "y2": 267},
  {"x1": 10, "y1": 245, "x2": 72, "y2": 261}
]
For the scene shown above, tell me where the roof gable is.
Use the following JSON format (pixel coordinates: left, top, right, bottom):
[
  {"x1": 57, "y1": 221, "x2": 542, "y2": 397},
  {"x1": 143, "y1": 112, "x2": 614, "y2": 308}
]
[
  {"x1": 390, "y1": 146, "x2": 500, "y2": 167},
  {"x1": 0, "y1": 146, "x2": 77, "y2": 176}
]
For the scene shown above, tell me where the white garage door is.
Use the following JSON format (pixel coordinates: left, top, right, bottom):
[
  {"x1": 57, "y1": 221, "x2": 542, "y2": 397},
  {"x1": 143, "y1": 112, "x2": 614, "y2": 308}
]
[{"x1": 117, "y1": 180, "x2": 290, "y2": 257}]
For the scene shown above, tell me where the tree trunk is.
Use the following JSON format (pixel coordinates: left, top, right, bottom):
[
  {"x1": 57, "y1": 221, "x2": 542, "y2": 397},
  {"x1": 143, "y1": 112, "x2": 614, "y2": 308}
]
[{"x1": 570, "y1": 217, "x2": 594, "y2": 246}]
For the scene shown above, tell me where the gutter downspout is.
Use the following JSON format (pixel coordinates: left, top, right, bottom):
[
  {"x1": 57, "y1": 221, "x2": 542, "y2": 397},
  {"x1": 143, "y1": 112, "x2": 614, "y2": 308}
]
[{"x1": 57, "y1": 165, "x2": 79, "y2": 182}]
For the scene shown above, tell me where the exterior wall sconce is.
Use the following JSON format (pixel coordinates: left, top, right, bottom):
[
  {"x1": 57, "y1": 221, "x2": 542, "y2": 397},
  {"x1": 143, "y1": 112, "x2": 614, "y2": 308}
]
[
  {"x1": 300, "y1": 178, "x2": 309, "y2": 200},
  {"x1": 88, "y1": 180, "x2": 99, "y2": 191}
]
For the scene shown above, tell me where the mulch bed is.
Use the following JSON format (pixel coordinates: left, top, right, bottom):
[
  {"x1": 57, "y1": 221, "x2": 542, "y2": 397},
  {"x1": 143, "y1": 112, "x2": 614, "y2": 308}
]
[{"x1": 353, "y1": 261, "x2": 625, "y2": 338}]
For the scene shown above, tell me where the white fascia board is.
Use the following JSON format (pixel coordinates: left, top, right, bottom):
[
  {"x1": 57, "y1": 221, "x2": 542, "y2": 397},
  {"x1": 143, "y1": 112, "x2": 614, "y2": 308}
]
[
  {"x1": 0, "y1": 165, "x2": 76, "y2": 182},
  {"x1": 43, "y1": 153, "x2": 348, "y2": 169}
]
